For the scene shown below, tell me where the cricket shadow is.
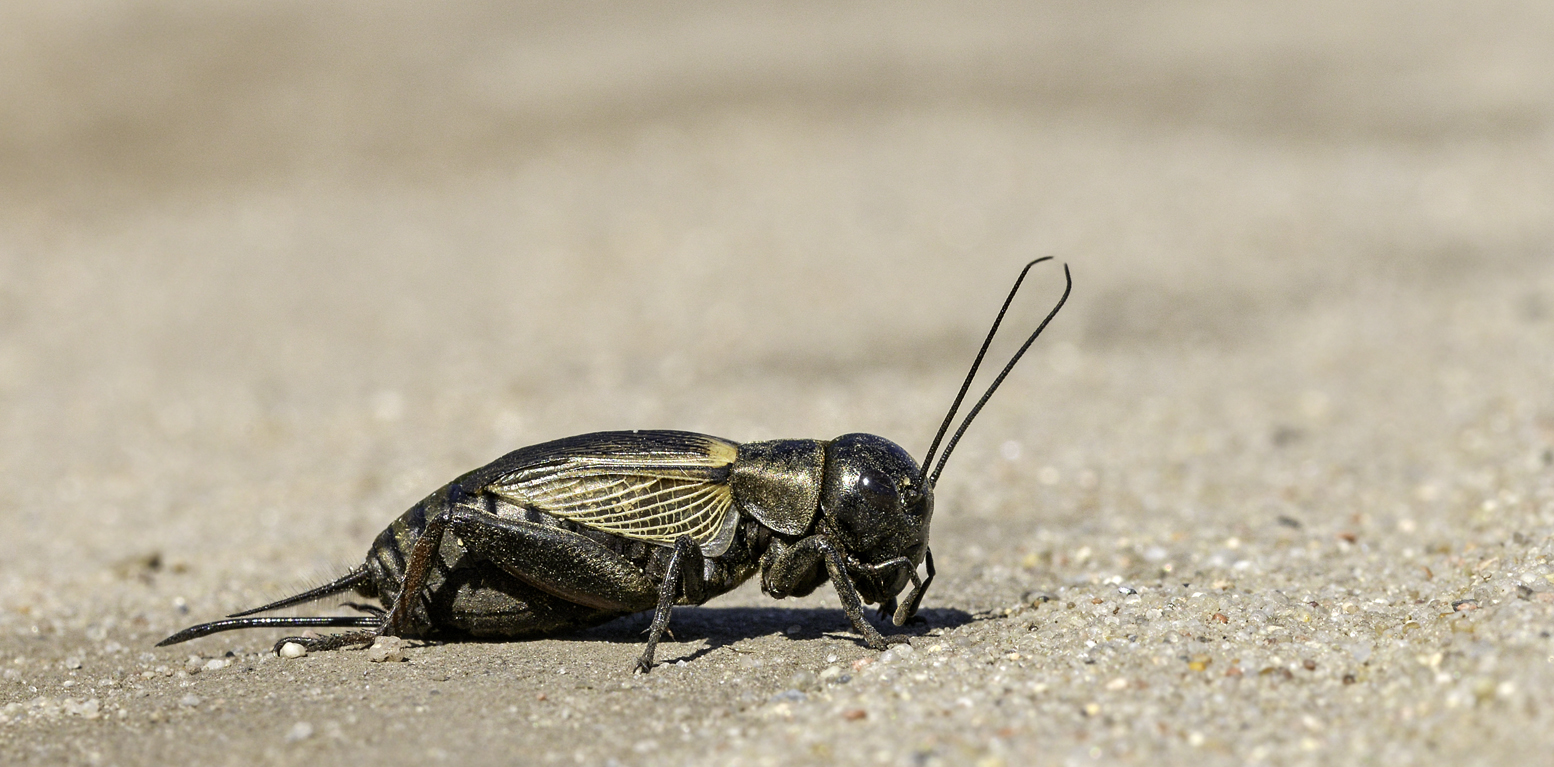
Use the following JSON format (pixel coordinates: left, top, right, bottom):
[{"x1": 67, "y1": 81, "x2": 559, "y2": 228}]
[{"x1": 556, "y1": 605, "x2": 974, "y2": 665}]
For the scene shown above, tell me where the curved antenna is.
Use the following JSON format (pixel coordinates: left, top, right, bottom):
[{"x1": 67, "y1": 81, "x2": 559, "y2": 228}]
[
  {"x1": 926, "y1": 261, "x2": 1071, "y2": 488},
  {"x1": 919, "y1": 257, "x2": 1054, "y2": 480}
]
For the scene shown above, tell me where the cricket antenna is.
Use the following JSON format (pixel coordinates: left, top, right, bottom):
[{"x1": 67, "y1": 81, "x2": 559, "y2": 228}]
[{"x1": 920, "y1": 258, "x2": 1071, "y2": 488}]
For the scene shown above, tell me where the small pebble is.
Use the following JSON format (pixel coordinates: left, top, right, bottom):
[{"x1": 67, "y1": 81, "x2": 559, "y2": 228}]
[
  {"x1": 178, "y1": 694, "x2": 201, "y2": 708},
  {"x1": 367, "y1": 637, "x2": 407, "y2": 663},
  {"x1": 279, "y1": 643, "x2": 308, "y2": 659},
  {"x1": 842, "y1": 708, "x2": 867, "y2": 721},
  {"x1": 285, "y1": 721, "x2": 314, "y2": 742}
]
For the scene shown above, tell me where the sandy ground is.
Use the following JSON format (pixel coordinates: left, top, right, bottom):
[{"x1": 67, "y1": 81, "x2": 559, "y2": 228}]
[{"x1": 2, "y1": 2, "x2": 1553, "y2": 765}]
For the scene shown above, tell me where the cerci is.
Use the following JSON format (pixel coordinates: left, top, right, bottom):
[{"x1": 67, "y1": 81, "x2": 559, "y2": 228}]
[{"x1": 160, "y1": 259, "x2": 1071, "y2": 672}]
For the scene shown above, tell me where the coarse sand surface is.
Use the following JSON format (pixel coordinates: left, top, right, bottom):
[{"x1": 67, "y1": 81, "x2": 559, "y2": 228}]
[{"x1": 2, "y1": 2, "x2": 1553, "y2": 765}]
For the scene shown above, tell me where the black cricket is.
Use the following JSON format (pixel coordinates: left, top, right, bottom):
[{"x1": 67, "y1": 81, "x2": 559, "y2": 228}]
[{"x1": 159, "y1": 259, "x2": 1071, "y2": 672}]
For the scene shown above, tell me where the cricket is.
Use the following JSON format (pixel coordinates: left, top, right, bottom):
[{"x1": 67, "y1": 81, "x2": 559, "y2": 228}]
[{"x1": 160, "y1": 258, "x2": 1071, "y2": 672}]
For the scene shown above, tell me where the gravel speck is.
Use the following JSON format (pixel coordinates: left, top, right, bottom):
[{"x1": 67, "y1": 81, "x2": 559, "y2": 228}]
[{"x1": 285, "y1": 722, "x2": 314, "y2": 742}]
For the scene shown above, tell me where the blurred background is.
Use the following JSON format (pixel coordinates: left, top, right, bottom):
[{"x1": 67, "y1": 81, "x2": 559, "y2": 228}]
[{"x1": 1, "y1": 0, "x2": 1551, "y2": 659}]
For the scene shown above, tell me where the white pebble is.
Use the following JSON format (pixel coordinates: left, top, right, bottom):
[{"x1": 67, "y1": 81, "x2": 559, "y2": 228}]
[
  {"x1": 366, "y1": 637, "x2": 406, "y2": 663},
  {"x1": 279, "y1": 643, "x2": 307, "y2": 659},
  {"x1": 285, "y1": 721, "x2": 314, "y2": 742}
]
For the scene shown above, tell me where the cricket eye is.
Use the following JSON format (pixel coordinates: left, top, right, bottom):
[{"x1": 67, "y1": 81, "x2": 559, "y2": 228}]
[{"x1": 858, "y1": 470, "x2": 897, "y2": 501}]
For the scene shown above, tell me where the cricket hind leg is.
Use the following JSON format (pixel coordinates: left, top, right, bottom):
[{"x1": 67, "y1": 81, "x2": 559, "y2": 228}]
[
  {"x1": 368, "y1": 491, "x2": 658, "y2": 633},
  {"x1": 442, "y1": 507, "x2": 661, "y2": 613},
  {"x1": 438, "y1": 506, "x2": 713, "y2": 671}
]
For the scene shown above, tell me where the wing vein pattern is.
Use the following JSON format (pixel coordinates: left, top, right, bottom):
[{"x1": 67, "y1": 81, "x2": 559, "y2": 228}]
[{"x1": 484, "y1": 432, "x2": 740, "y2": 555}]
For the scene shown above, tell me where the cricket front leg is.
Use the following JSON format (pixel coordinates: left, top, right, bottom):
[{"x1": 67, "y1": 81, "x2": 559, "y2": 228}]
[{"x1": 762, "y1": 535, "x2": 908, "y2": 650}]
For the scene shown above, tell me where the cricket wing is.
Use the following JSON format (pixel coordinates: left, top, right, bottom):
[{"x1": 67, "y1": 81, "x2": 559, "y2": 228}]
[{"x1": 483, "y1": 431, "x2": 741, "y2": 557}]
